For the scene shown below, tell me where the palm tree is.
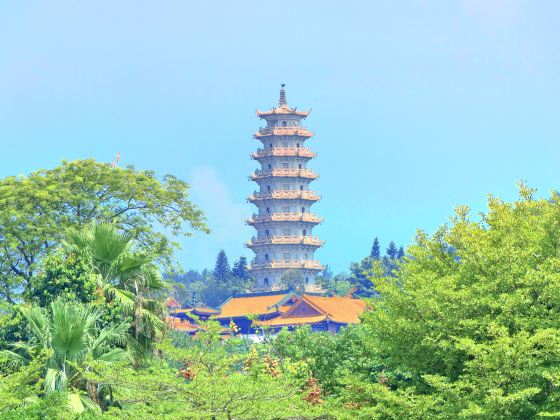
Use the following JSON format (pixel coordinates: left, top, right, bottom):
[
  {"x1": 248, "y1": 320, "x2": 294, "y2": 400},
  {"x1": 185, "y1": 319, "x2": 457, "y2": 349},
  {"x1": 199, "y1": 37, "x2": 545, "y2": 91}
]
[
  {"x1": 1, "y1": 299, "x2": 128, "y2": 412},
  {"x1": 64, "y1": 223, "x2": 168, "y2": 353}
]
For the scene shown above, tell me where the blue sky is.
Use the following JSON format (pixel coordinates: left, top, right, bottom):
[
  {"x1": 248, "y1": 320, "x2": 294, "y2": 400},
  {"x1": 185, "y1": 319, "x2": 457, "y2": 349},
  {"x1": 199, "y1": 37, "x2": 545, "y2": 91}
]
[{"x1": 1, "y1": 1, "x2": 559, "y2": 273}]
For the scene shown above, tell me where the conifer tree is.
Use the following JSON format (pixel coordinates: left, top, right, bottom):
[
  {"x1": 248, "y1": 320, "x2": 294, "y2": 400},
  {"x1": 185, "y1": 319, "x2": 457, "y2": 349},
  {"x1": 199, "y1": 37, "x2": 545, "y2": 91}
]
[
  {"x1": 321, "y1": 265, "x2": 333, "y2": 281},
  {"x1": 213, "y1": 250, "x2": 231, "y2": 283},
  {"x1": 370, "y1": 237, "x2": 381, "y2": 259},
  {"x1": 397, "y1": 246, "x2": 405, "y2": 259},
  {"x1": 386, "y1": 241, "x2": 398, "y2": 259},
  {"x1": 232, "y1": 256, "x2": 250, "y2": 280}
]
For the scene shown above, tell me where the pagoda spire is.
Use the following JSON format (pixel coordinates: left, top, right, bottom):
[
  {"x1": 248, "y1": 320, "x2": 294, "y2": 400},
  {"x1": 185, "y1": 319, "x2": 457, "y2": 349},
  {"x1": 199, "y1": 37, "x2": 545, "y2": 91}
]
[{"x1": 279, "y1": 83, "x2": 287, "y2": 107}]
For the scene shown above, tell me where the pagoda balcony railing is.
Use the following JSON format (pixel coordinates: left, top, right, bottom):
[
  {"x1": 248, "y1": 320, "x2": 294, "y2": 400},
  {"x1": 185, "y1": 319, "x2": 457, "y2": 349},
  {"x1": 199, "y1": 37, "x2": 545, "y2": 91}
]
[
  {"x1": 247, "y1": 212, "x2": 323, "y2": 224},
  {"x1": 251, "y1": 168, "x2": 318, "y2": 180},
  {"x1": 248, "y1": 190, "x2": 321, "y2": 202},
  {"x1": 254, "y1": 127, "x2": 314, "y2": 138},
  {"x1": 247, "y1": 236, "x2": 324, "y2": 247},
  {"x1": 249, "y1": 260, "x2": 324, "y2": 270},
  {"x1": 252, "y1": 147, "x2": 316, "y2": 159}
]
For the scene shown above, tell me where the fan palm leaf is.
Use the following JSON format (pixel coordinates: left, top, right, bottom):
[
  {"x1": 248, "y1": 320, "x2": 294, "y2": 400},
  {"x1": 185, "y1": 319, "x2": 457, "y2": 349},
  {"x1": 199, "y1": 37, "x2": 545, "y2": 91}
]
[
  {"x1": 64, "y1": 222, "x2": 170, "y2": 356},
  {"x1": 19, "y1": 305, "x2": 51, "y2": 348},
  {"x1": 50, "y1": 300, "x2": 97, "y2": 362}
]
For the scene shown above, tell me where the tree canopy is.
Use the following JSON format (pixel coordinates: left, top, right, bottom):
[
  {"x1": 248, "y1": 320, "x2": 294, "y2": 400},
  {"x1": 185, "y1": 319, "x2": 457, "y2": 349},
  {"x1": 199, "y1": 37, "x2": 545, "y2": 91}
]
[
  {"x1": 353, "y1": 185, "x2": 560, "y2": 417},
  {"x1": 0, "y1": 159, "x2": 208, "y2": 303}
]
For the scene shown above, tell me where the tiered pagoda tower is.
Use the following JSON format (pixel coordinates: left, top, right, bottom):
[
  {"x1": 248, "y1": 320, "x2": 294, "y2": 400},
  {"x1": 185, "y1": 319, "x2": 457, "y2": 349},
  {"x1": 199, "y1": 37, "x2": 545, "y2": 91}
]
[{"x1": 247, "y1": 85, "x2": 324, "y2": 292}]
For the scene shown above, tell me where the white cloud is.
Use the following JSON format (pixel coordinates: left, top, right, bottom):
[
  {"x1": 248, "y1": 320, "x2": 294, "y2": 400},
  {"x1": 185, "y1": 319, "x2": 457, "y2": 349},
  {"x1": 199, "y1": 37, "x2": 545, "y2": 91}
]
[{"x1": 180, "y1": 165, "x2": 252, "y2": 270}]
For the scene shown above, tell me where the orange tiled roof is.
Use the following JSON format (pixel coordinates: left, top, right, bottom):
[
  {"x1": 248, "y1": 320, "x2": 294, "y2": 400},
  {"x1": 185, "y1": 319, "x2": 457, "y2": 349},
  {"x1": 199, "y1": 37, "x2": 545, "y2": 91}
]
[
  {"x1": 259, "y1": 295, "x2": 366, "y2": 327},
  {"x1": 166, "y1": 297, "x2": 181, "y2": 309},
  {"x1": 166, "y1": 316, "x2": 198, "y2": 332},
  {"x1": 303, "y1": 295, "x2": 366, "y2": 324},
  {"x1": 171, "y1": 307, "x2": 220, "y2": 315},
  {"x1": 279, "y1": 305, "x2": 294, "y2": 313},
  {"x1": 260, "y1": 314, "x2": 327, "y2": 327},
  {"x1": 216, "y1": 293, "x2": 290, "y2": 319}
]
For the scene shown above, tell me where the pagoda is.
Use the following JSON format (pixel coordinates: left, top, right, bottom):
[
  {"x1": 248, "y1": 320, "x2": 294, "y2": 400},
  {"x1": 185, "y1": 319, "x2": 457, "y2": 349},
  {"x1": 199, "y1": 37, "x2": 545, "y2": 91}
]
[{"x1": 247, "y1": 85, "x2": 324, "y2": 292}]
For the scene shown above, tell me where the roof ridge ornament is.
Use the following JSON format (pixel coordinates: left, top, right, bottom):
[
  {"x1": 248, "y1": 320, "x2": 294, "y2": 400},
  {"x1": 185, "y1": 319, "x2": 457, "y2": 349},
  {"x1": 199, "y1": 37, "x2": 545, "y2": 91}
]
[{"x1": 279, "y1": 83, "x2": 287, "y2": 107}]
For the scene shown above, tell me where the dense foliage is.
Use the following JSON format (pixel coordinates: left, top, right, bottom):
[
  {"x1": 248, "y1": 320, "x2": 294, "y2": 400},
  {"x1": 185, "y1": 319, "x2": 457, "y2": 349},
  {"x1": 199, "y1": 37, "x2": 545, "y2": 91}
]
[
  {"x1": 171, "y1": 250, "x2": 253, "y2": 308},
  {"x1": 2, "y1": 160, "x2": 559, "y2": 419},
  {"x1": 346, "y1": 185, "x2": 560, "y2": 418},
  {"x1": 0, "y1": 159, "x2": 207, "y2": 303}
]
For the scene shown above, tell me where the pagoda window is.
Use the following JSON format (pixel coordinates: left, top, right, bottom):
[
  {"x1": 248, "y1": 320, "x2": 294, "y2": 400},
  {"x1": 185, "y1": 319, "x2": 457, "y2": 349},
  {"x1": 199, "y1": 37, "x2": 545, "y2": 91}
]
[
  {"x1": 303, "y1": 229, "x2": 307, "y2": 236},
  {"x1": 301, "y1": 207, "x2": 305, "y2": 213},
  {"x1": 296, "y1": 143, "x2": 300, "y2": 148},
  {"x1": 269, "y1": 143, "x2": 273, "y2": 148},
  {"x1": 305, "y1": 277, "x2": 309, "y2": 284},
  {"x1": 264, "y1": 277, "x2": 269, "y2": 286},
  {"x1": 265, "y1": 254, "x2": 269, "y2": 261},
  {"x1": 266, "y1": 208, "x2": 270, "y2": 214},
  {"x1": 282, "y1": 121, "x2": 287, "y2": 127},
  {"x1": 299, "y1": 185, "x2": 303, "y2": 191},
  {"x1": 268, "y1": 164, "x2": 272, "y2": 170},
  {"x1": 304, "y1": 253, "x2": 308, "y2": 260},
  {"x1": 298, "y1": 163, "x2": 302, "y2": 169},
  {"x1": 265, "y1": 229, "x2": 270, "y2": 236}
]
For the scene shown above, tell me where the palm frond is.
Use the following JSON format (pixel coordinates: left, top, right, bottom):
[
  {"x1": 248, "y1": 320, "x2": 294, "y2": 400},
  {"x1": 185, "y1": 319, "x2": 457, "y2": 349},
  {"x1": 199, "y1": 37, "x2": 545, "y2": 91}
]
[
  {"x1": 50, "y1": 300, "x2": 98, "y2": 362},
  {"x1": 139, "y1": 309, "x2": 165, "y2": 337},
  {"x1": 44, "y1": 367, "x2": 67, "y2": 393},
  {"x1": 104, "y1": 285, "x2": 135, "y2": 312},
  {"x1": 96, "y1": 348, "x2": 128, "y2": 363},
  {"x1": 90, "y1": 321, "x2": 130, "y2": 357},
  {"x1": 0, "y1": 349, "x2": 28, "y2": 369},
  {"x1": 79, "y1": 394, "x2": 102, "y2": 414},
  {"x1": 19, "y1": 305, "x2": 50, "y2": 347}
]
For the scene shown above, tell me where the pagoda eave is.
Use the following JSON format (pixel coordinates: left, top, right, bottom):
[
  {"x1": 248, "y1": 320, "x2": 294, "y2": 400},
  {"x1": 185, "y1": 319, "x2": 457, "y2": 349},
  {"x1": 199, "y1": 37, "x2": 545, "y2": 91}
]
[
  {"x1": 250, "y1": 171, "x2": 319, "y2": 181},
  {"x1": 251, "y1": 148, "x2": 316, "y2": 160},
  {"x1": 247, "y1": 193, "x2": 321, "y2": 203},
  {"x1": 246, "y1": 237, "x2": 325, "y2": 248},
  {"x1": 256, "y1": 108, "x2": 311, "y2": 118},
  {"x1": 248, "y1": 260, "x2": 324, "y2": 271},
  {"x1": 246, "y1": 214, "x2": 323, "y2": 226},
  {"x1": 253, "y1": 128, "x2": 314, "y2": 139}
]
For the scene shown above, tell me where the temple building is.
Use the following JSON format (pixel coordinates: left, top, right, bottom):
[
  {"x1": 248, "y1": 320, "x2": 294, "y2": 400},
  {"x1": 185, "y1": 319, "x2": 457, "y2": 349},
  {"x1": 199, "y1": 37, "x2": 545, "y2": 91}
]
[
  {"x1": 167, "y1": 290, "x2": 367, "y2": 335},
  {"x1": 247, "y1": 85, "x2": 324, "y2": 292},
  {"x1": 165, "y1": 87, "x2": 368, "y2": 336}
]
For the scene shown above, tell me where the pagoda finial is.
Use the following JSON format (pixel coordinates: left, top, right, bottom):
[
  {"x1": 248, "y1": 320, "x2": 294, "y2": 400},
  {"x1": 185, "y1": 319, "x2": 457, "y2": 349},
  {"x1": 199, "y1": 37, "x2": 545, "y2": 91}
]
[{"x1": 279, "y1": 83, "x2": 287, "y2": 107}]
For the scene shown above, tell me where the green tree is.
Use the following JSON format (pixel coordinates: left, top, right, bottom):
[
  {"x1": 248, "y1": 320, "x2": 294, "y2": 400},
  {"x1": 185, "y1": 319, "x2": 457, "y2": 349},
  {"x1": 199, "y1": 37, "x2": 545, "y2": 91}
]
[
  {"x1": 197, "y1": 252, "x2": 251, "y2": 308},
  {"x1": 352, "y1": 185, "x2": 560, "y2": 418},
  {"x1": 385, "y1": 240, "x2": 398, "y2": 259},
  {"x1": 213, "y1": 250, "x2": 231, "y2": 283},
  {"x1": 26, "y1": 251, "x2": 97, "y2": 307},
  {"x1": 0, "y1": 159, "x2": 207, "y2": 304},
  {"x1": 319, "y1": 273, "x2": 353, "y2": 297},
  {"x1": 232, "y1": 256, "x2": 250, "y2": 281},
  {"x1": 271, "y1": 324, "x2": 378, "y2": 396},
  {"x1": 279, "y1": 269, "x2": 306, "y2": 292},
  {"x1": 1, "y1": 299, "x2": 128, "y2": 413},
  {"x1": 87, "y1": 320, "x2": 323, "y2": 419},
  {"x1": 349, "y1": 257, "x2": 375, "y2": 297},
  {"x1": 370, "y1": 237, "x2": 381, "y2": 259},
  {"x1": 65, "y1": 223, "x2": 168, "y2": 352}
]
